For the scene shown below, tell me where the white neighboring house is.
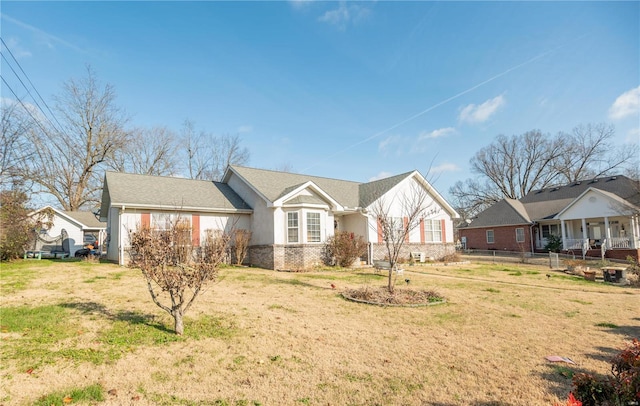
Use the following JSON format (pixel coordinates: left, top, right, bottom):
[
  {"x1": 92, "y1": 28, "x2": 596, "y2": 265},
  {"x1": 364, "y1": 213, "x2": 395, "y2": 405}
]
[
  {"x1": 29, "y1": 206, "x2": 106, "y2": 257},
  {"x1": 100, "y1": 165, "x2": 459, "y2": 269}
]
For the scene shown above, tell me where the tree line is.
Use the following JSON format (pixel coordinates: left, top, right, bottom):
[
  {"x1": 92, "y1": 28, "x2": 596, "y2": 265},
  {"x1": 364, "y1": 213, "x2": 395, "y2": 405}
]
[
  {"x1": 1, "y1": 65, "x2": 637, "y2": 219},
  {"x1": 1, "y1": 65, "x2": 249, "y2": 211},
  {"x1": 449, "y1": 125, "x2": 638, "y2": 221}
]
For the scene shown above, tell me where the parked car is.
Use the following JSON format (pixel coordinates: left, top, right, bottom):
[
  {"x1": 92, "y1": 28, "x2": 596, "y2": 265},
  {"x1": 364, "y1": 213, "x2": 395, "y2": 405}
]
[
  {"x1": 83, "y1": 234, "x2": 98, "y2": 249},
  {"x1": 75, "y1": 248, "x2": 100, "y2": 258}
]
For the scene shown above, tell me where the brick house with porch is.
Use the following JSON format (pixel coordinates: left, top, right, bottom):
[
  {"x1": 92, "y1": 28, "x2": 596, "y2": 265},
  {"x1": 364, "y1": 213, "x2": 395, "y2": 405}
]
[{"x1": 459, "y1": 175, "x2": 640, "y2": 261}]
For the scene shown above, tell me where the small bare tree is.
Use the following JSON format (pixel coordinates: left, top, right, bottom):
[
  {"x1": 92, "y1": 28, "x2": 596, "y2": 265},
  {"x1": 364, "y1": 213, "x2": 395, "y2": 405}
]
[
  {"x1": 232, "y1": 229, "x2": 251, "y2": 266},
  {"x1": 370, "y1": 179, "x2": 434, "y2": 293},
  {"x1": 129, "y1": 219, "x2": 229, "y2": 335}
]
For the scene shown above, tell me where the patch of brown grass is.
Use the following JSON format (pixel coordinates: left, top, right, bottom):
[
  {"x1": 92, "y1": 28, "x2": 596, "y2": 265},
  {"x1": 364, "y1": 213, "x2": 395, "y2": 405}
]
[{"x1": 0, "y1": 260, "x2": 638, "y2": 406}]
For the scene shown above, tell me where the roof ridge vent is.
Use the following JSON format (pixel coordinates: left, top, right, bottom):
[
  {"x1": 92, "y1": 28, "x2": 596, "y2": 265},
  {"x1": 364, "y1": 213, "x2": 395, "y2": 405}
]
[{"x1": 574, "y1": 181, "x2": 581, "y2": 185}]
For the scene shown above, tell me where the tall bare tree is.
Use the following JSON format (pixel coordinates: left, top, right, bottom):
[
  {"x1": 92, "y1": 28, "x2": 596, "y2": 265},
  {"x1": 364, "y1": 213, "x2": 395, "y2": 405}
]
[
  {"x1": 451, "y1": 124, "x2": 637, "y2": 218},
  {"x1": 553, "y1": 123, "x2": 638, "y2": 183},
  {"x1": 24, "y1": 65, "x2": 129, "y2": 210},
  {"x1": 180, "y1": 120, "x2": 250, "y2": 181},
  {"x1": 0, "y1": 101, "x2": 33, "y2": 188},
  {"x1": 110, "y1": 126, "x2": 179, "y2": 176}
]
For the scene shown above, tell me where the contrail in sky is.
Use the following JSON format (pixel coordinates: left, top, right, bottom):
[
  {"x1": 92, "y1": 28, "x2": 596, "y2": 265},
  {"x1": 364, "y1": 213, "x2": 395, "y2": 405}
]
[
  {"x1": 1, "y1": 13, "x2": 87, "y2": 54},
  {"x1": 302, "y1": 38, "x2": 584, "y2": 173}
]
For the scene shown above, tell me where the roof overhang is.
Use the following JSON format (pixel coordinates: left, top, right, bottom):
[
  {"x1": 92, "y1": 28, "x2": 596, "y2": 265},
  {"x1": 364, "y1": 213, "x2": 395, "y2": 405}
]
[
  {"x1": 111, "y1": 202, "x2": 253, "y2": 215},
  {"x1": 29, "y1": 205, "x2": 103, "y2": 230}
]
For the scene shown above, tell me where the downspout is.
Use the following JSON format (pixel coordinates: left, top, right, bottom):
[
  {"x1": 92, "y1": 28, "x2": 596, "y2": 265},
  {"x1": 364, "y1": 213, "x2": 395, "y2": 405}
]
[
  {"x1": 358, "y1": 208, "x2": 373, "y2": 265},
  {"x1": 119, "y1": 205, "x2": 125, "y2": 266},
  {"x1": 529, "y1": 222, "x2": 535, "y2": 254}
]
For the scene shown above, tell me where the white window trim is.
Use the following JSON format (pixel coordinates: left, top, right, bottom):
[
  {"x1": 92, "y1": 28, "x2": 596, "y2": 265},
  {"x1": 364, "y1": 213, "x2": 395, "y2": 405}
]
[
  {"x1": 515, "y1": 228, "x2": 525, "y2": 243},
  {"x1": 424, "y1": 219, "x2": 443, "y2": 243},
  {"x1": 306, "y1": 212, "x2": 321, "y2": 243},
  {"x1": 287, "y1": 211, "x2": 299, "y2": 243},
  {"x1": 486, "y1": 230, "x2": 495, "y2": 244}
]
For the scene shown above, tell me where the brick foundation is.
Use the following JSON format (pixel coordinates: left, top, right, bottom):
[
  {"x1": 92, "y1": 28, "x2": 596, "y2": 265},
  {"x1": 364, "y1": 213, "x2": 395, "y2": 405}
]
[{"x1": 248, "y1": 244, "x2": 326, "y2": 270}]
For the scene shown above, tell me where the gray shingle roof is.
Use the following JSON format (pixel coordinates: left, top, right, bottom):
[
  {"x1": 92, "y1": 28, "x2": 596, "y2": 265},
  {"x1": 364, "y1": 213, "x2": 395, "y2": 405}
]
[
  {"x1": 467, "y1": 175, "x2": 639, "y2": 228},
  {"x1": 358, "y1": 171, "x2": 414, "y2": 208},
  {"x1": 229, "y1": 165, "x2": 364, "y2": 208},
  {"x1": 63, "y1": 211, "x2": 106, "y2": 229},
  {"x1": 463, "y1": 199, "x2": 532, "y2": 228},
  {"x1": 101, "y1": 172, "x2": 252, "y2": 215},
  {"x1": 227, "y1": 165, "x2": 419, "y2": 209}
]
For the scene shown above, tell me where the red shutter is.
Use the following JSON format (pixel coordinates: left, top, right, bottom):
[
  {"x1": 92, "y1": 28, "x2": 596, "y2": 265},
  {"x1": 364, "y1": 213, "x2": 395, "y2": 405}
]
[
  {"x1": 441, "y1": 219, "x2": 446, "y2": 243},
  {"x1": 141, "y1": 213, "x2": 150, "y2": 229},
  {"x1": 404, "y1": 217, "x2": 409, "y2": 242},
  {"x1": 377, "y1": 218, "x2": 383, "y2": 243},
  {"x1": 191, "y1": 214, "x2": 200, "y2": 247},
  {"x1": 420, "y1": 219, "x2": 425, "y2": 244}
]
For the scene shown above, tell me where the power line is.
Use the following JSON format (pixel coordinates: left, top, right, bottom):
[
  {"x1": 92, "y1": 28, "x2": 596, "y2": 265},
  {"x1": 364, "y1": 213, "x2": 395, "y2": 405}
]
[
  {"x1": 0, "y1": 37, "x2": 65, "y2": 134},
  {"x1": 1, "y1": 75, "x2": 53, "y2": 137}
]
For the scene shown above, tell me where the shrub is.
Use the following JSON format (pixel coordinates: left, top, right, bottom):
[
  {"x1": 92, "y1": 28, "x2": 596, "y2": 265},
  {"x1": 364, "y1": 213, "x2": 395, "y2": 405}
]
[
  {"x1": 571, "y1": 339, "x2": 640, "y2": 406},
  {"x1": 441, "y1": 252, "x2": 461, "y2": 263},
  {"x1": 323, "y1": 231, "x2": 367, "y2": 267},
  {"x1": 232, "y1": 229, "x2": 251, "y2": 266},
  {"x1": 545, "y1": 234, "x2": 563, "y2": 253},
  {"x1": 0, "y1": 190, "x2": 31, "y2": 261},
  {"x1": 626, "y1": 256, "x2": 640, "y2": 287}
]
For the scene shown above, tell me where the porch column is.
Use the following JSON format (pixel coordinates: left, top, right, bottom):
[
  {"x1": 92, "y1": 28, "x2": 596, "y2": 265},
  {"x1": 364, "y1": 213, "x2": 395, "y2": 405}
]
[
  {"x1": 632, "y1": 215, "x2": 639, "y2": 249},
  {"x1": 561, "y1": 220, "x2": 567, "y2": 250},
  {"x1": 581, "y1": 218, "x2": 587, "y2": 240},
  {"x1": 604, "y1": 217, "x2": 611, "y2": 249}
]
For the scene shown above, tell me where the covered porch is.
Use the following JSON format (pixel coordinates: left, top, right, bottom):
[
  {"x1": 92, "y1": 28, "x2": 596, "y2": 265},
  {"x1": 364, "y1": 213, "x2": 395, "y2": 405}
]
[{"x1": 535, "y1": 215, "x2": 639, "y2": 259}]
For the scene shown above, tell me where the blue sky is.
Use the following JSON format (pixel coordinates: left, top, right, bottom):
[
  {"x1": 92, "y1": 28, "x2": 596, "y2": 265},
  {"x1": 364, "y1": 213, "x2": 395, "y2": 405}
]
[{"x1": 1, "y1": 1, "x2": 638, "y2": 201}]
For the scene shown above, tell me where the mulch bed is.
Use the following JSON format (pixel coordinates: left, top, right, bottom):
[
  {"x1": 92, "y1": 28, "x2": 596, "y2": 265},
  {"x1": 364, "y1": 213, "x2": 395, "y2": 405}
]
[{"x1": 341, "y1": 286, "x2": 446, "y2": 307}]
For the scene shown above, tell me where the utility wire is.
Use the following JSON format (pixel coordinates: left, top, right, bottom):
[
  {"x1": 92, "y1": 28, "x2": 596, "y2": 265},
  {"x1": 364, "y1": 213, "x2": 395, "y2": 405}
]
[
  {"x1": 1, "y1": 75, "x2": 52, "y2": 137},
  {"x1": 0, "y1": 37, "x2": 64, "y2": 134}
]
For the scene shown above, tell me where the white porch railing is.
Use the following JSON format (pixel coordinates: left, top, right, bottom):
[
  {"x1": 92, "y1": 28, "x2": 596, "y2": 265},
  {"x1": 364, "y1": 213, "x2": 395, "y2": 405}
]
[
  {"x1": 607, "y1": 237, "x2": 631, "y2": 249},
  {"x1": 564, "y1": 238, "x2": 586, "y2": 250}
]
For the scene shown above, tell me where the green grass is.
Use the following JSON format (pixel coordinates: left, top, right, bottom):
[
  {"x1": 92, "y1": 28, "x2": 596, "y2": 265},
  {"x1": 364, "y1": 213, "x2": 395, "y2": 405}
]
[
  {"x1": 33, "y1": 383, "x2": 104, "y2": 406},
  {"x1": 595, "y1": 322, "x2": 619, "y2": 328},
  {"x1": 0, "y1": 261, "x2": 42, "y2": 293},
  {"x1": 0, "y1": 304, "x2": 237, "y2": 369}
]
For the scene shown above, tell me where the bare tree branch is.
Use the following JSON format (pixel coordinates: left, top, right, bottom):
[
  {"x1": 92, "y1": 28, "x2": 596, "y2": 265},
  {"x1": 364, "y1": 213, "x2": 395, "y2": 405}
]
[{"x1": 22, "y1": 65, "x2": 129, "y2": 210}]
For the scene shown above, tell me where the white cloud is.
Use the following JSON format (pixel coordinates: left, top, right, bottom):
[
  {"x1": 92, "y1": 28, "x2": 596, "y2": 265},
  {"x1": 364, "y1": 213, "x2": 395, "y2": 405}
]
[
  {"x1": 288, "y1": 0, "x2": 313, "y2": 10},
  {"x1": 609, "y1": 86, "x2": 640, "y2": 120},
  {"x1": 458, "y1": 95, "x2": 505, "y2": 124},
  {"x1": 3, "y1": 37, "x2": 32, "y2": 58},
  {"x1": 369, "y1": 171, "x2": 393, "y2": 182},
  {"x1": 418, "y1": 127, "x2": 456, "y2": 140},
  {"x1": 626, "y1": 127, "x2": 640, "y2": 143},
  {"x1": 318, "y1": 2, "x2": 371, "y2": 30},
  {"x1": 237, "y1": 125, "x2": 253, "y2": 134},
  {"x1": 378, "y1": 134, "x2": 404, "y2": 156},
  {"x1": 428, "y1": 163, "x2": 460, "y2": 174}
]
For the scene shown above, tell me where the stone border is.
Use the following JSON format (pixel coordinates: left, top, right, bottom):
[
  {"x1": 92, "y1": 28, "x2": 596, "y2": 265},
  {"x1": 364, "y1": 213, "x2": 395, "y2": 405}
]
[{"x1": 340, "y1": 292, "x2": 447, "y2": 308}]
